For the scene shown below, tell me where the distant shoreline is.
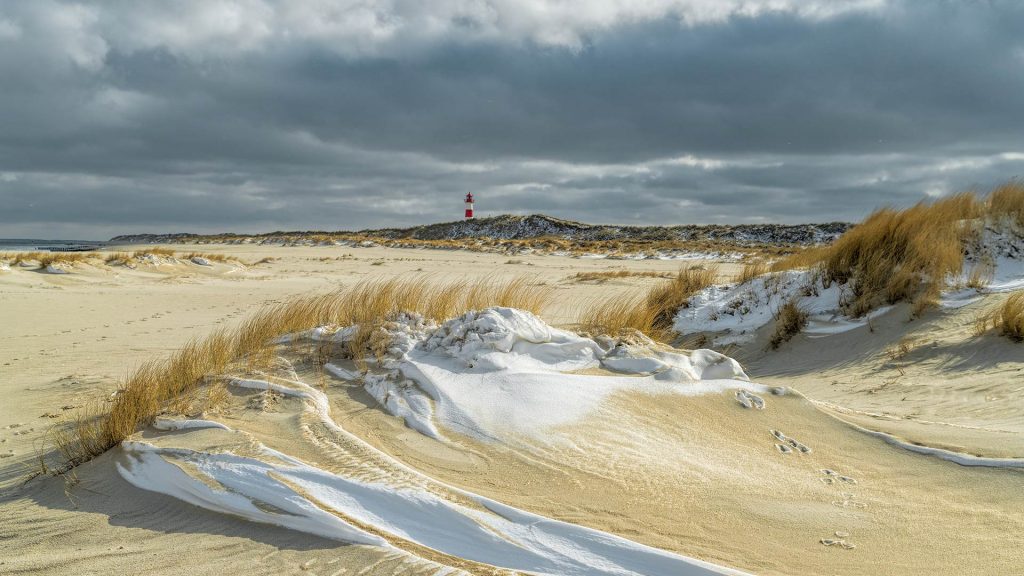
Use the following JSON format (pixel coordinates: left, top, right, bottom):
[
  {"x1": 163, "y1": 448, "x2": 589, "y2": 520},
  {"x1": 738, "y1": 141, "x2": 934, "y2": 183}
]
[{"x1": 107, "y1": 213, "x2": 852, "y2": 247}]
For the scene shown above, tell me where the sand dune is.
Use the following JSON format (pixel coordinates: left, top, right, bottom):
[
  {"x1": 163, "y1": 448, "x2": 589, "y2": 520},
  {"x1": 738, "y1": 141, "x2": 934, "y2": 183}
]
[{"x1": 2, "y1": 242, "x2": 1022, "y2": 575}]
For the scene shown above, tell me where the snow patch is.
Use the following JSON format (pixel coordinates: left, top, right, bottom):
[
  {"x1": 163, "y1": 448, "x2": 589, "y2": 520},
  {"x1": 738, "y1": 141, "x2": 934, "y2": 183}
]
[
  {"x1": 117, "y1": 438, "x2": 748, "y2": 575},
  {"x1": 273, "y1": 325, "x2": 359, "y2": 345},
  {"x1": 942, "y1": 227, "x2": 1024, "y2": 307},
  {"x1": 298, "y1": 308, "x2": 768, "y2": 444},
  {"x1": 119, "y1": 421, "x2": 748, "y2": 575},
  {"x1": 674, "y1": 271, "x2": 879, "y2": 346}
]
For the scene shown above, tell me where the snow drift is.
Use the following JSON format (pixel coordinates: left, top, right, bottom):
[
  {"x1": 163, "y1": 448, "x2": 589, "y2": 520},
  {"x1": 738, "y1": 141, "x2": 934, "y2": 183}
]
[
  {"x1": 115, "y1": 308, "x2": 771, "y2": 575},
  {"x1": 295, "y1": 307, "x2": 771, "y2": 444}
]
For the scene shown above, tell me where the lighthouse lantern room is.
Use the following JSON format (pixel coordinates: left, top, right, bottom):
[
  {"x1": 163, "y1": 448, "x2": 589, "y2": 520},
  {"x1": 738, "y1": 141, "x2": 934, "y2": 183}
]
[{"x1": 464, "y1": 192, "x2": 474, "y2": 219}]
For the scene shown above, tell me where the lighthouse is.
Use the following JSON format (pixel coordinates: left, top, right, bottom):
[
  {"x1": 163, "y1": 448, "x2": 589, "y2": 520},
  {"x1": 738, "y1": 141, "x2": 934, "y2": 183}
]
[{"x1": 464, "y1": 192, "x2": 474, "y2": 219}]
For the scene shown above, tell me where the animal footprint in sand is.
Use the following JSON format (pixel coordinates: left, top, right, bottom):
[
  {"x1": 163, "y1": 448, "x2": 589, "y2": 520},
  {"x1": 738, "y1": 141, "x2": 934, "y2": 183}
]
[
  {"x1": 831, "y1": 491, "x2": 867, "y2": 509},
  {"x1": 246, "y1": 389, "x2": 282, "y2": 412},
  {"x1": 771, "y1": 429, "x2": 811, "y2": 454},
  {"x1": 736, "y1": 390, "x2": 765, "y2": 410},
  {"x1": 820, "y1": 469, "x2": 857, "y2": 485},
  {"x1": 820, "y1": 532, "x2": 856, "y2": 550}
]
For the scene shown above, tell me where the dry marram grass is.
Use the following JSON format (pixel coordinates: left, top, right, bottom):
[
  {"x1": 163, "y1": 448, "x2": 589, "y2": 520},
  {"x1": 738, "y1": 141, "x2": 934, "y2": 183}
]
[
  {"x1": 976, "y1": 292, "x2": 1024, "y2": 341},
  {"x1": 3, "y1": 251, "x2": 98, "y2": 268},
  {"x1": 579, "y1": 265, "x2": 717, "y2": 338},
  {"x1": 768, "y1": 299, "x2": 809, "y2": 349},
  {"x1": 1000, "y1": 293, "x2": 1024, "y2": 341},
  {"x1": 987, "y1": 180, "x2": 1024, "y2": 229},
  {"x1": 735, "y1": 260, "x2": 769, "y2": 284},
  {"x1": 47, "y1": 276, "x2": 551, "y2": 472},
  {"x1": 771, "y1": 183, "x2": 1024, "y2": 318},
  {"x1": 569, "y1": 270, "x2": 673, "y2": 283}
]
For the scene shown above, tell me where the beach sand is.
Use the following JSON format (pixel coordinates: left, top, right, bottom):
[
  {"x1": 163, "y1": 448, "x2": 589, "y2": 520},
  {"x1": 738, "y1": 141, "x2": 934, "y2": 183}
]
[{"x1": 1, "y1": 244, "x2": 1021, "y2": 575}]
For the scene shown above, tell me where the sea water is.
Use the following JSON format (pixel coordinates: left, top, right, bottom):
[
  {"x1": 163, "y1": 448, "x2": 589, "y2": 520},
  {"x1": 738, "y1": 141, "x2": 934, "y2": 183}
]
[{"x1": 0, "y1": 238, "x2": 106, "y2": 252}]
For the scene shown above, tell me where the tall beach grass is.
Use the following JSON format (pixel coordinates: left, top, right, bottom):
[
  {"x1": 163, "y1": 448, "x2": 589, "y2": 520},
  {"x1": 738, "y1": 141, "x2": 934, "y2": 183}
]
[
  {"x1": 773, "y1": 182, "x2": 1024, "y2": 317},
  {"x1": 48, "y1": 276, "x2": 551, "y2": 471},
  {"x1": 578, "y1": 265, "x2": 718, "y2": 338}
]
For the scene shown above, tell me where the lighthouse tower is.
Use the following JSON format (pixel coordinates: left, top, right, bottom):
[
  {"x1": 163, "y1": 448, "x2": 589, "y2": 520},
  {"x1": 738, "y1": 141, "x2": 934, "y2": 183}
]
[{"x1": 464, "y1": 192, "x2": 474, "y2": 219}]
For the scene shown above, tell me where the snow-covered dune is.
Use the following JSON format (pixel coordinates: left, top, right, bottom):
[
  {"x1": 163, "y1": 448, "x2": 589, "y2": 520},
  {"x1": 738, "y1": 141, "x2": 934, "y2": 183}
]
[
  {"x1": 110, "y1": 303, "x2": 1024, "y2": 575},
  {"x1": 308, "y1": 307, "x2": 769, "y2": 444},
  {"x1": 113, "y1": 308, "x2": 781, "y2": 575},
  {"x1": 114, "y1": 308, "x2": 779, "y2": 575},
  {"x1": 676, "y1": 228, "x2": 1024, "y2": 346},
  {"x1": 119, "y1": 432, "x2": 750, "y2": 576}
]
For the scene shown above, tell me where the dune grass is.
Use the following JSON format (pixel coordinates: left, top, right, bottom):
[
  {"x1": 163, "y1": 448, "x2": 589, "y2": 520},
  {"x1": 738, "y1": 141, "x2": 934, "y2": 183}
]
[
  {"x1": 999, "y1": 293, "x2": 1024, "y2": 341},
  {"x1": 975, "y1": 292, "x2": 1024, "y2": 342},
  {"x1": 47, "y1": 276, "x2": 551, "y2": 472},
  {"x1": 768, "y1": 299, "x2": 808, "y2": 349},
  {"x1": 569, "y1": 270, "x2": 674, "y2": 283},
  {"x1": 988, "y1": 180, "x2": 1024, "y2": 229},
  {"x1": 181, "y1": 252, "x2": 239, "y2": 263},
  {"x1": 100, "y1": 248, "x2": 240, "y2": 266},
  {"x1": 37, "y1": 252, "x2": 93, "y2": 268},
  {"x1": 578, "y1": 265, "x2": 718, "y2": 338},
  {"x1": 735, "y1": 259, "x2": 769, "y2": 284},
  {"x1": 4, "y1": 251, "x2": 97, "y2": 268},
  {"x1": 771, "y1": 183, "x2": 1024, "y2": 318}
]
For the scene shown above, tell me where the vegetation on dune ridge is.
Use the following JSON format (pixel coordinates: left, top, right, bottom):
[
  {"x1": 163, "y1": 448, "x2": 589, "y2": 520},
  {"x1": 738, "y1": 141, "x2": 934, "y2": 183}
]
[
  {"x1": 3, "y1": 251, "x2": 95, "y2": 268},
  {"x1": 105, "y1": 215, "x2": 855, "y2": 262},
  {"x1": 769, "y1": 299, "x2": 809, "y2": 349},
  {"x1": 998, "y1": 293, "x2": 1024, "y2": 341},
  {"x1": 0, "y1": 248, "x2": 244, "y2": 270},
  {"x1": 975, "y1": 291, "x2": 1024, "y2": 342},
  {"x1": 110, "y1": 214, "x2": 851, "y2": 246},
  {"x1": 734, "y1": 259, "x2": 770, "y2": 285},
  {"x1": 45, "y1": 277, "x2": 553, "y2": 474},
  {"x1": 772, "y1": 181, "x2": 1024, "y2": 318},
  {"x1": 569, "y1": 270, "x2": 675, "y2": 283},
  {"x1": 112, "y1": 233, "x2": 795, "y2": 259},
  {"x1": 578, "y1": 265, "x2": 718, "y2": 339}
]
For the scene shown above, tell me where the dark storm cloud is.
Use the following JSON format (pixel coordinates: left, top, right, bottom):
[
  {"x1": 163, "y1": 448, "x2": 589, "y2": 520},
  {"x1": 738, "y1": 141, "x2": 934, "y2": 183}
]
[{"x1": 0, "y1": 0, "x2": 1022, "y2": 238}]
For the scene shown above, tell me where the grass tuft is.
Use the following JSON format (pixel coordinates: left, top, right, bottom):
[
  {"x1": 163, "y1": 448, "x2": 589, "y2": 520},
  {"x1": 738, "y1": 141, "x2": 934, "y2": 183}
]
[
  {"x1": 987, "y1": 180, "x2": 1024, "y2": 229},
  {"x1": 972, "y1": 292, "x2": 1024, "y2": 341},
  {"x1": 181, "y1": 252, "x2": 239, "y2": 264},
  {"x1": 579, "y1": 265, "x2": 717, "y2": 338},
  {"x1": 768, "y1": 299, "x2": 808, "y2": 349},
  {"x1": 569, "y1": 270, "x2": 673, "y2": 283},
  {"x1": 3, "y1": 251, "x2": 98, "y2": 269},
  {"x1": 997, "y1": 292, "x2": 1024, "y2": 341},
  {"x1": 735, "y1": 259, "x2": 769, "y2": 284}
]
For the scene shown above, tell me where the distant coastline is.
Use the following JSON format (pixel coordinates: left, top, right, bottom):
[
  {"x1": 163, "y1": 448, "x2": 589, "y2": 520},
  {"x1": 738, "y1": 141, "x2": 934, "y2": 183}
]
[
  {"x1": 0, "y1": 239, "x2": 107, "y2": 252},
  {"x1": 107, "y1": 214, "x2": 852, "y2": 246}
]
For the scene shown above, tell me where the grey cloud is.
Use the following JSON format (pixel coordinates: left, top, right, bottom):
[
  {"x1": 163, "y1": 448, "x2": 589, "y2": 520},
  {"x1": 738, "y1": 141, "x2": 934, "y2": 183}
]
[{"x1": 0, "y1": 1, "x2": 1023, "y2": 239}]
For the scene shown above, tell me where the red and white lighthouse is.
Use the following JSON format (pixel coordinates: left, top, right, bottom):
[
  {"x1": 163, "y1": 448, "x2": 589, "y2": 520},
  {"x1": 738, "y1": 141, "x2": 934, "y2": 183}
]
[{"x1": 464, "y1": 192, "x2": 474, "y2": 219}]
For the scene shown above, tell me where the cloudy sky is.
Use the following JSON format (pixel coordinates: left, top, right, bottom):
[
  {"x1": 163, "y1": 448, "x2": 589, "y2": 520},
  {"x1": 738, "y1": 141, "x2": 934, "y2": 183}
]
[{"x1": 1, "y1": 1, "x2": 1023, "y2": 239}]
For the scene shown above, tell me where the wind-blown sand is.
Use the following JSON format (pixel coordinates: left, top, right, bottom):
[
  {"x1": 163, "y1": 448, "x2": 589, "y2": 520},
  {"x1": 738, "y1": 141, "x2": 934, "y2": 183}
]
[{"x1": 2, "y1": 243, "x2": 1022, "y2": 575}]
